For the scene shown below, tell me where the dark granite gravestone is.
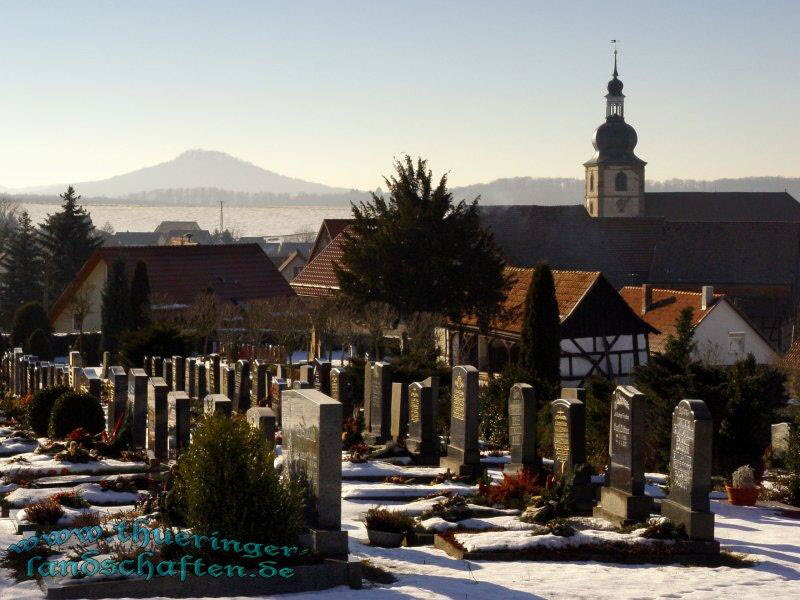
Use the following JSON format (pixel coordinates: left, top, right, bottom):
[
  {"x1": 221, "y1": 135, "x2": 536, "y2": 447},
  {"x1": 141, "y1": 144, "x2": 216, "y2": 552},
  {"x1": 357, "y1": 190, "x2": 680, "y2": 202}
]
[
  {"x1": 363, "y1": 362, "x2": 392, "y2": 445},
  {"x1": 593, "y1": 385, "x2": 651, "y2": 526},
  {"x1": 442, "y1": 365, "x2": 480, "y2": 476},
  {"x1": 147, "y1": 377, "x2": 169, "y2": 461},
  {"x1": 209, "y1": 354, "x2": 221, "y2": 393},
  {"x1": 406, "y1": 380, "x2": 439, "y2": 465},
  {"x1": 151, "y1": 356, "x2": 163, "y2": 378},
  {"x1": 162, "y1": 358, "x2": 173, "y2": 390},
  {"x1": 128, "y1": 368, "x2": 149, "y2": 448},
  {"x1": 329, "y1": 367, "x2": 351, "y2": 419},
  {"x1": 234, "y1": 359, "x2": 251, "y2": 413},
  {"x1": 195, "y1": 363, "x2": 207, "y2": 401},
  {"x1": 271, "y1": 378, "x2": 287, "y2": 428},
  {"x1": 283, "y1": 388, "x2": 348, "y2": 556},
  {"x1": 362, "y1": 360, "x2": 373, "y2": 416},
  {"x1": 185, "y1": 358, "x2": 197, "y2": 399},
  {"x1": 107, "y1": 366, "x2": 128, "y2": 433},
  {"x1": 390, "y1": 382, "x2": 409, "y2": 443},
  {"x1": 142, "y1": 355, "x2": 151, "y2": 376},
  {"x1": 251, "y1": 360, "x2": 269, "y2": 406},
  {"x1": 661, "y1": 399, "x2": 717, "y2": 545},
  {"x1": 172, "y1": 356, "x2": 185, "y2": 392},
  {"x1": 314, "y1": 359, "x2": 332, "y2": 395},
  {"x1": 551, "y1": 390, "x2": 587, "y2": 476},
  {"x1": 506, "y1": 383, "x2": 540, "y2": 475},
  {"x1": 101, "y1": 351, "x2": 110, "y2": 379},
  {"x1": 221, "y1": 364, "x2": 236, "y2": 401},
  {"x1": 167, "y1": 391, "x2": 191, "y2": 458},
  {"x1": 247, "y1": 406, "x2": 276, "y2": 444},
  {"x1": 85, "y1": 369, "x2": 101, "y2": 400},
  {"x1": 203, "y1": 394, "x2": 232, "y2": 417}
]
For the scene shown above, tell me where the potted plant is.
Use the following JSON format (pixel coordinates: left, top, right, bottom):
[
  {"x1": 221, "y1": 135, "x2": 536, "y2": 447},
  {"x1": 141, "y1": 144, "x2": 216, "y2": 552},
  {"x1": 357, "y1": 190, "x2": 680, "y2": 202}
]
[
  {"x1": 725, "y1": 465, "x2": 760, "y2": 506},
  {"x1": 363, "y1": 507, "x2": 415, "y2": 548}
]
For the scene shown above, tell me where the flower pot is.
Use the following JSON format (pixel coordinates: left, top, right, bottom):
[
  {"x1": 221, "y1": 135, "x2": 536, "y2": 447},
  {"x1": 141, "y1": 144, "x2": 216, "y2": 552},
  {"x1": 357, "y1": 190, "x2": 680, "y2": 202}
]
[
  {"x1": 366, "y1": 528, "x2": 405, "y2": 548},
  {"x1": 725, "y1": 484, "x2": 760, "y2": 506}
]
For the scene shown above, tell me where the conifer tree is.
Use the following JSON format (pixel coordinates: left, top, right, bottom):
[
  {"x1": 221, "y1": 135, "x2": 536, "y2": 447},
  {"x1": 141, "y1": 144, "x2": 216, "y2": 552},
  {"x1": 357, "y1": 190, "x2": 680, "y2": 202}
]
[
  {"x1": 0, "y1": 211, "x2": 44, "y2": 321},
  {"x1": 129, "y1": 260, "x2": 151, "y2": 330},
  {"x1": 38, "y1": 186, "x2": 103, "y2": 307},
  {"x1": 26, "y1": 328, "x2": 54, "y2": 361},
  {"x1": 101, "y1": 258, "x2": 130, "y2": 353},
  {"x1": 663, "y1": 306, "x2": 697, "y2": 367},
  {"x1": 518, "y1": 263, "x2": 561, "y2": 387},
  {"x1": 11, "y1": 302, "x2": 51, "y2": 348}
]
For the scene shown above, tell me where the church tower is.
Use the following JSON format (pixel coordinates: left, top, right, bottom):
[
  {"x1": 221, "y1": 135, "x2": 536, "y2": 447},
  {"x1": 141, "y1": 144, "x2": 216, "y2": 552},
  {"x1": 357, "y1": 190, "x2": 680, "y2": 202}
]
[{"x1": 584, "y1": 52, "x2": 646, "y2": 217}]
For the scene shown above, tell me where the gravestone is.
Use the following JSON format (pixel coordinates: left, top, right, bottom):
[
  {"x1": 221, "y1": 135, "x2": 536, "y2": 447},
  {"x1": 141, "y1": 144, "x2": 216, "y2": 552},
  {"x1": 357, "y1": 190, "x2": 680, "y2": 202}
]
[
  {"x1": 251, "y1": 360, "x2": 270, "y2": 406},
  {"x1": 101, "y1": 351, "x2": 110, "y2": 379},
  {"x1": 442, "y1": 365, "x2": 480, "y2": 476},
  {"x1": 362, "y1": 361, "x2": 373, "y2": 414},
  {"x1": 185, "y1": 358, "x2": 197, "y2": 399},
  {"x1": 69, "y1": 351, "x2": 83, "y2": 369},
  {"x1": 363, "y1": 362, "x2": 392, "y2": 445},
  {"x1": 221, "y1": 364, "x2": 235, "y2": 400},
  {"x1": 276, "y1": 364, "x2": 287, "y2": 381},
  {"x1": 661, "y1": 399, "x2": 718, "y2": 546},
  {"x1": 128, "y1": 368, "x2": 149, "y2": 448},
  {"x1": 314, "y1": 359, "x2": 331, "y2": 395},
  {"x1": 772, "y1": 422, "x2": 790, "y2": 457},
  {"x1": 390, "y1": 382, "x2": 409, "y2": 443},
  {"x1": 551, "y1": 390, "x2": 587, "y2": 476},
  {"x1": 329, "y1": 368, "x2": 351, "y2": 419},
  {"x1": 151, "y1": 356, "x2": 162, "y2": 378},
  {"x1": 195, "y1": 363, "x2": 208, "y2": 402},
  {"x1": 167, "y1": 391, "x2": 191, "y2": 458},
  {"x1": 506, "y1": 383, "x2": 539, "y2": 475},
  {"x1": 203, "y1": 394, "x2": 232, "y2": 417},
  {"x1": 147, "y1": 377, "x2": 169, "y2": 461},
  {"x1": 283, "y1": 388, "x2": 348, "y2": 556},
  {"x1": 293, "y1": 380, "x2": 313, "y2": 390},
  {"x1": 593, "y1": 386, "x2": 651, "y2": 526},
  {"x1": 234, "y1": 359, "x2": 251, "y2": 413},
  {"x1": 172, "y1": 356, "x2": 185, "y2": 392},
  {"x1": 299, "y1": 364, "x2": 314, "y2": 386},
  {"x1": 142, "y1": 355, "x2": 151, "y2": 376},
  {"x1": 163, "y1": 358, "x2": 174, "y2": 390},
  {"x1": 406, "y1": 380, "x2": 439, "y2": 465},
  {"x1": 85, "y1": 369, "x2": 101, "y2": 399},
  {"x1": 247, "y1": 406, "x2": 276, "y2": 444},
  {"x1": 271, "y1": 378, "x2": 287, "y2": 427},
  {"x1": 209, "y1": 354, "x2": 221, "y2": 393},
  {"x1": 107, "y1": 366, "x2": 128, "y2": 433}
]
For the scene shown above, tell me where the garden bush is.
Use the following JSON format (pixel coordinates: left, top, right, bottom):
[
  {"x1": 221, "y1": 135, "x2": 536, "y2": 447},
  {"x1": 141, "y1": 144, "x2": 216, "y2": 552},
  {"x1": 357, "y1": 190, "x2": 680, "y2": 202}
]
[
  {"x1": 48, "y1": 391, "x2": 106, "y2": 439},
  {"x1": 27, "y1": 385, "x2": 70, "y2": 436},
  {"x1": 478, "y1": 364, "x2": 531, "y2": 448},
  {"x1": 172, "y1": 413, "x2": 304, "y2": 549},
  {"x1": 363, "y1": 507, "x2": 415, "y2": 533}
]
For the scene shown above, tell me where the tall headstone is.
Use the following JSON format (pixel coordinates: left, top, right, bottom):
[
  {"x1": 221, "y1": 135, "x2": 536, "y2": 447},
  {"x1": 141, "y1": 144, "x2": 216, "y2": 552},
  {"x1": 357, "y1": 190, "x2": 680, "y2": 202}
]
[
  {"x1": 661, "y1": 399, "x2": 717, "y2": 545},
  {"x1": 313, "y1": 359, "x2": 331, "y2": 395},
  {"x1": 283, "y1": 388, "x2": 347, "y2": 556},
  {"x1": 234, "y1": 359, "x2": 251, "y2": 413},
  {"x1": 390, "y1": 382, "x2": 409, "y2": 443},
  {"x1": 185, "y1": 358, "x2": 197, "y2": 398},
  {"x1": 329, "y1": 368, "x2": 351, "y2": 419},
  {"x1": 85, "y1": 369, "x2": 101, "y2": 399},
  {"x1": 167, "y1": 391, "x2": 191, "y2": 458},
  {"x1": 271, "y1": 378, "x2": 287, "y2": 427},
  {"x1": 101, "y1": 351, "x2": 111, "y2": 379},
  {"x1": 506, "y1": 383, "x2": 540, "y2": 475},
  {"x1": 128, "y1": 368, "x2": 149, "y2": 448},
  {"x1": 362, "y1": 360, "x2": 373, "y2": 413},
  {"x1": 195, "y1": 363, "x2": 208, "y2": 402},
  {"x1": 204, "y1": 393, "x2": 232, "y2": 417},
  {"x1": 442, "y1": 365, "x2": 480, "y2": 476},
  {"x1": 209, "y1": 354, "x2": 221, "y2": 393},
  {"x1": 147, "y1": 377, "x2": 169, "y2": 461},
  {"x1": 143, "y1": 355, "x2": 151, "y2": 376},
  {"x1": 551, "y1": 390, "x2": 587, "y2": 476},
  {"x1": 107, "y1": 366, "x2": 128, "y2": 433},
  {"x1": 363, "y1": 362, "x2": 392, "y2": 445},
  {"x1": 299, "y1": 364, "x2": 313, "y2": 387},
  {"x1": 406, "y1": 380, "x2": 439, "y2": 465},
  {"x1": 151, "y1": 356, "x2": 162, "y2": 378},
  {"x1": 163, "y1": 358, "x2": 174, "y2": 390},
  {"x1": 172, "y1": 356, "x2": 185, "y2": 392},
  {"x1": 221, "y1": 364, "x2": 235, "y2": 400},
  {"x1": 247, "y1": 406, "x2": 276, "y2": 444},
  {"x1": 593, "y1": 386, "x2": 651, "y2": 526},
  {"x1": 251, "y1": 360, "x2": 269, "y2": 406}
]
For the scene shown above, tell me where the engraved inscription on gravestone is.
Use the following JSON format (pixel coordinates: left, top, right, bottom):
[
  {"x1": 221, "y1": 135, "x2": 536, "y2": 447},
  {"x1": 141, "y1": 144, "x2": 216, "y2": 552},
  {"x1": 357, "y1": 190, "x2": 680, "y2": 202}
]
[
  {"x1": 553, "y1": 410, "x2": 570, "y2": 468},
  {"x1": 451, "y1": 375, "x2": 465, "y2": 421}
]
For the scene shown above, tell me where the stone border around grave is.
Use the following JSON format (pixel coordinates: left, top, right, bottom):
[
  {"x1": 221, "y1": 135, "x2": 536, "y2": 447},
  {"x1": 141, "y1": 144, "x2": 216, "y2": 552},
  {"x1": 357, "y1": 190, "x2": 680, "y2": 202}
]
[{"x1": 38, "y1": 557, "x2": 362, "y2": 598}]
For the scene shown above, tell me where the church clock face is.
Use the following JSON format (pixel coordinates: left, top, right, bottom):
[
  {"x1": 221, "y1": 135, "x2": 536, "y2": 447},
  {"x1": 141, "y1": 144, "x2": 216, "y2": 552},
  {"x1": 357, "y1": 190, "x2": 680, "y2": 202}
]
[{"x1": 616, "y1": 197, "x2": 629, "y2": 213}]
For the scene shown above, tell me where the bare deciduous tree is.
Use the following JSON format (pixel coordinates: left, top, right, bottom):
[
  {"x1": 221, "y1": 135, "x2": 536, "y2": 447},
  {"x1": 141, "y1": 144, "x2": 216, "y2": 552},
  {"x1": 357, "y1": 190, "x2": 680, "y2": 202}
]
[
  {"x1": 357, "y1": 301, "x2": 398, "y2": 360},
  {"x1": 183, "y1": 292, "x2": 222, "y2": 354}
]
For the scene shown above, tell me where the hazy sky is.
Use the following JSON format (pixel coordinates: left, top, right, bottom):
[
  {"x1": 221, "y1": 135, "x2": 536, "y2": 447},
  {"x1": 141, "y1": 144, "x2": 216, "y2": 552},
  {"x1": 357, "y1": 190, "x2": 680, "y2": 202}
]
[{"x1": 1, "y1": 1, "x2": 798, "y2": 190}]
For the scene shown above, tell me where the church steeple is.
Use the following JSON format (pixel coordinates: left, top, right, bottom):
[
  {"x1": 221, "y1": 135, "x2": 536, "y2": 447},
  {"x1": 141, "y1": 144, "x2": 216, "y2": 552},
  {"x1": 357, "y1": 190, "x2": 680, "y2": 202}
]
[{"x1": 583, "y1": 49, "x2": 647, "y2": 218}]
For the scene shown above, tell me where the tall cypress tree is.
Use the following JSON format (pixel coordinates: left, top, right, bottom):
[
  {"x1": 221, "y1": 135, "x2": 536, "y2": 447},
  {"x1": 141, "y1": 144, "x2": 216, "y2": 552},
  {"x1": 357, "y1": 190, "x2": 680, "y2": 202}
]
[
  {"x1": 129, "y1": 260, "x2": 151, "y2": 330},
  {"x1": 0, "y1": 211, "x2": 44, "y2": 321},
  {"x1": 38, "y1": 186, "x2": 103, "y2": 307},
  {"x1": 518, "y1": 263, "x2": 561, "y2": 387},
  {"x1": 101, "y1": 258, "x2": 130, "y2": 353}
]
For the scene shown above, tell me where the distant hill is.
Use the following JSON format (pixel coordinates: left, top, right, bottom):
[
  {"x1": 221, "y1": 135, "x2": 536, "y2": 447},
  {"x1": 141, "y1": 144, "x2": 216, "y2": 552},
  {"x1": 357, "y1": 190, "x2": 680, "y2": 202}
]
[{"x1": 10, "y1": 149, "x2": 348, "y2": 198}]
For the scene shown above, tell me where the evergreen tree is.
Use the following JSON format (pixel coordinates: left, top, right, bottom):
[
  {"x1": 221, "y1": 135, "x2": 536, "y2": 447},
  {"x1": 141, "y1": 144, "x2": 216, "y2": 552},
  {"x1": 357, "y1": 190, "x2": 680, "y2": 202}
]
[
  {"x1": 11, "y1": 302, "x2": 51, "y2": 348},
  {"x1": 129, "y1": 260, "x2": 151, "y2": 330},
  {"x1": 518, "y1": 263, "x2": 561, "y2": 387},
  {"x1": 38, "y1": 186, "x2": 103, "y2": 307},
  {"x1": 336, "y1": 156, "x2": 510, "y2": 327},
  {"x1": 663, "y1": 306, "x2": 697, "y2": 367},
  {"x1": 101, "y1": 258, "x2": 130, "y2": 353},
  {"x1": 26, "y1": 328, "x2": 54, "y2": 361},
  {"x1": 0, "y1": 211, "x2": 44, "y2": 321}
]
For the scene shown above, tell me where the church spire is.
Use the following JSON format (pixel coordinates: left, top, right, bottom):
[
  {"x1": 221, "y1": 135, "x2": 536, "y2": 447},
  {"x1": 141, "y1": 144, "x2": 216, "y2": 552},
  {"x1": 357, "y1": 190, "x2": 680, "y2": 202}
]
[
  {"x1": 606, "y1": 49, "x2": 624, "y2": 118},
  {"x1": 613, "y1": 48, "x2": 618, "y2": 78}
]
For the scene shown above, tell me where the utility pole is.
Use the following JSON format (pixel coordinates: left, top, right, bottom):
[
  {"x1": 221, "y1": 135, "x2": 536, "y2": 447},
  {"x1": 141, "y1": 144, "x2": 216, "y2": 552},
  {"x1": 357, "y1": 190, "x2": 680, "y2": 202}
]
[{"x1": 219, "y1": 200, "x2": 224, "y2": 234}]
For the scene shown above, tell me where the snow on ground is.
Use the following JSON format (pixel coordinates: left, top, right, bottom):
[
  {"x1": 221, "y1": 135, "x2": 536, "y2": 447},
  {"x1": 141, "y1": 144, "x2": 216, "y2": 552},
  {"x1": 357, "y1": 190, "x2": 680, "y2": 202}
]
[
  {"x1": 0, "y1": 453, "x2": 150, "y2": 476},
  {"x1": 420, "y1": 514, "x2": 540, "y2": 533},
  {"x1": 342, "y1": 461, "x2": 447, "y2": 478},
  {"x1": 342, "y1": 481, "x2": 476, "y2": 500},
  {"x1": 0, "y1": 437, "x2": 39, "y2": 457},
  {"x1": 5, "y1": 483, "x2": 143, "y2": 507}
]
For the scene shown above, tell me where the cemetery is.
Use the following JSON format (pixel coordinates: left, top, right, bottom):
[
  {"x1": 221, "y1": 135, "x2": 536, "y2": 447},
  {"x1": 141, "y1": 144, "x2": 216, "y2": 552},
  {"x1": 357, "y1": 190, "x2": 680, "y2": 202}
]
[{"x1": 0, "y1": 345, "x2": 797, "y2": 599}]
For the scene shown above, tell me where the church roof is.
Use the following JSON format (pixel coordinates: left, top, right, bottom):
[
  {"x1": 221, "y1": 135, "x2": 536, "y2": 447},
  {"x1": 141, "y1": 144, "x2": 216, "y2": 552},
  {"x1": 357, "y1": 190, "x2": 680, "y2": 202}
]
[{"x1": 643, "y1": 192, "x2": 800, "y2": 222}]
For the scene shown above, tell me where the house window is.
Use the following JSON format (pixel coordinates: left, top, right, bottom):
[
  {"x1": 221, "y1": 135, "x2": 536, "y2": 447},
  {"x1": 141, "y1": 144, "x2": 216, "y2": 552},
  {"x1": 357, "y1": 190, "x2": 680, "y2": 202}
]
[
  {"x1": 615, "y1": 171, "x2": 628, "y2": 191},
  {"x1": 728, "y1": 332, "x2": 745, "y2": 354},
  {"x1": 293, "y1": 266, "x2": 303, "y2": 277},
  {"x1": 73, "y1": 313, "x2": 83, "y2": 331}
]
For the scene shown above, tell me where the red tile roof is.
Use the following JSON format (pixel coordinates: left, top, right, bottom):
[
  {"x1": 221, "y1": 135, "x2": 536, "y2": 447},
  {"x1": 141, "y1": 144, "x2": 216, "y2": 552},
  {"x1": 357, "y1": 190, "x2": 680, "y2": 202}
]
[
  {"x1": 291, "y1": 227, "x2": 352, "y2": 298},
  {"x1": 619, "y1": 286, "x2": 721, "y2": 353},
  {"x1": 308, "y1": 219, "x2": 355, "y2": 261},
  {"x1": 49, "y1": 244, "x2": 295, "y2": 322},
  {"x1": 782, "y1": 337, "x2": 800, "y2": 371}
]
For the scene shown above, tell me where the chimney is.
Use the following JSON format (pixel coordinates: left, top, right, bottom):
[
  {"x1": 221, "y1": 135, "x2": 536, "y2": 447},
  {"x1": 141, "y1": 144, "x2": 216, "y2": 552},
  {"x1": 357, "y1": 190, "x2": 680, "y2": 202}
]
[
  {"x1": 701, "y1": 285, "x2": 714, "y2": 310},
  {"x1": 642, "y1": 284, "x2": 652, "y2": 313}
]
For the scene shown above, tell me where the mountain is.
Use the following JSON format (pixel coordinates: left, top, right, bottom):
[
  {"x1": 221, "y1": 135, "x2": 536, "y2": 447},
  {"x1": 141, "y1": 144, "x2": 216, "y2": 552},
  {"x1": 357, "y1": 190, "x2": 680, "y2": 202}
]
[{"x1": 12, "y1": 149, "x2": 348, "y2": 198}]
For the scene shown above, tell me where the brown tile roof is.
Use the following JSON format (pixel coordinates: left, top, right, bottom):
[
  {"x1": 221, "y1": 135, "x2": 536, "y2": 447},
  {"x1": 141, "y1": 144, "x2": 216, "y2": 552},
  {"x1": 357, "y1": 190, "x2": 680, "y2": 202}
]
[
  {"x1": 291, "y1": 227, "x2": 352, "y2": 298},
  {"x1": 49, "y1": 244, "x2": 295, "y2": 322},
  {"x1": 619, "y1": 286, "x2": 721, "y2": 353},
  {"x1": 781, "y1": 337, "x2": 800, "y2": 371},
  {"x1": 308, "y1": 219, "x2": 355, "y2": 261},
  {"x1": 461, "y1": 267, "x2": 601, "y2": 335}
]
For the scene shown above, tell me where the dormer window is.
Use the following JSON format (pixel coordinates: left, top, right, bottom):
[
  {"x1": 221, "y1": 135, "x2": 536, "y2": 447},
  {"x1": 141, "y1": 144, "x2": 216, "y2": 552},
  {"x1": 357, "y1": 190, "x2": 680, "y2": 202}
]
[{"x1": 615, "y1": 171, "x2": 628, "y2": 191}]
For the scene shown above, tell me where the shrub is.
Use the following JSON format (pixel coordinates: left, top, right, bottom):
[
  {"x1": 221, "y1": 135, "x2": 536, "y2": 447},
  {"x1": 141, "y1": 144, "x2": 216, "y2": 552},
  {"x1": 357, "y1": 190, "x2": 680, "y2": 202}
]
[
  {"x1": 363, "y1": 507, "x2": 415, "y2": 533},
  {"x1": 0, "y1": 539, "x2": 55, "y2": 581},
  {"x1": 51, "y1": 490, "x2": 90, "y2": 509},
  {"x1": 27, "y1": 385, "x2": 70, "y2": 436},
  {"x1": 11, "y1": 302, "x2": 51, "y2": 348},
  {"x1": 731, "y1": 465, "x2": 756, "y2": 489},
  {"x1": 23, "y1": 498, "x2": 64, "y2": 526},
  {"x1": 118, "y1": 323, "x2": 191, "y2": 370},
  {"x1": 419, "y1": 494, "x2": 471, "y2": 522},
  {"x1": 48, "y1": 392, "x2": 106, "y2": 439},
  {"x1": 478, "y1": 469, "x2": 541, "y2": 509},
  {"x1": 640, "y1": 519, "x2": 688, "y2": 540},
  {"x1": 478, "y1": 364, "x2": 531, "y2": 448},
  {"x1": 172, "y1": 413, "x2": 303, "y2": 549},
  {"x1": 26, "y1": 328, "x2": 54, "y2": 361}
]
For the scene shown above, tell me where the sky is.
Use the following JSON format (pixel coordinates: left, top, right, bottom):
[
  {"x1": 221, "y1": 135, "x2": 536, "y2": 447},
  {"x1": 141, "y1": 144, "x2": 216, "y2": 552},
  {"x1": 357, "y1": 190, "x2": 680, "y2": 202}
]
[{"x1": 0, "y1": 0, "x2": 798, "y2": 190}]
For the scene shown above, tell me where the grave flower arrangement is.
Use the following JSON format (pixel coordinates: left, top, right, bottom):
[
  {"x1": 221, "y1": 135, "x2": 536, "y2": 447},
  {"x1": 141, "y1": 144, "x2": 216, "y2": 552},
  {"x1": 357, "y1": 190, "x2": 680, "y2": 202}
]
[
  {"x1": 725, "y1": 465, "x2": 760, "y2": 506},
  {"x1": 476, "y1": 469, "x2": 542, "y2": 510},
  {"x1": 363, "y1": 507, "x2": 416, "y2": 547}
]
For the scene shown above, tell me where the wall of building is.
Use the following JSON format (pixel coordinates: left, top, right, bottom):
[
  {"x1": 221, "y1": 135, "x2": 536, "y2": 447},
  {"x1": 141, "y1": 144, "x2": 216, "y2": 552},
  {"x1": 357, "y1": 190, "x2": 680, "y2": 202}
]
[
  {"x1": 691, "y1": 300, "x2": 778, "y2": 365},
  {"x1": 51, "y1": 261, "x2": 107, "y2": 333},
  {"x1": 560, "y1": 333, "x2": 648, "y2": 384}
]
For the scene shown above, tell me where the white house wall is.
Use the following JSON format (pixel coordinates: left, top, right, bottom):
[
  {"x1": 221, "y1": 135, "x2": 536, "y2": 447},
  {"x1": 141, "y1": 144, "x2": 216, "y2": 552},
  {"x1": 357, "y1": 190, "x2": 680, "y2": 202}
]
[{"x1": 692, "y1": 301, "x2": 778, "y2": 365}]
